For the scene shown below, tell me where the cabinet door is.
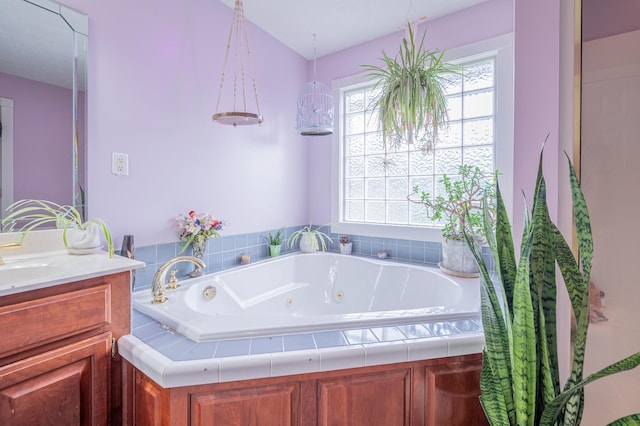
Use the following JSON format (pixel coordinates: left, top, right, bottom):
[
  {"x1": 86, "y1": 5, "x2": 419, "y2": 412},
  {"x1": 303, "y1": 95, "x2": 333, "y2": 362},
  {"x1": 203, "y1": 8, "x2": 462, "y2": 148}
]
[
  {"x1": 317, "y1": 368, "x2": 411, "y2": 426},
  {"x1": 190, "y1": 383, "x2": 301, "y2": 426},
  {"x1": 424, "y1": 359, "x2": 487, "y2": 426},
  {"x1": 0, "y1": 333, "x2": 110, "y2": 426}
]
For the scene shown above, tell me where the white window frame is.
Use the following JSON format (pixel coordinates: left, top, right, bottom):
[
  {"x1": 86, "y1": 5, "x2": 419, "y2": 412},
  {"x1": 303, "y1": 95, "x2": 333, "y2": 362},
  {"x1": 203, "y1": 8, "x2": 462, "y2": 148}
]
[{"x1": 330, "y1": 33, "x2": 514, "y2": 243}]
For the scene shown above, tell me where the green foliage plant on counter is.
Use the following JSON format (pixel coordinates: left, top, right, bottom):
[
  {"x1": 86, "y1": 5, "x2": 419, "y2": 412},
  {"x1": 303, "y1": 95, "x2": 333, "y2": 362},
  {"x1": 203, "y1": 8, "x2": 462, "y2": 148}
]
[
  {"x1": 2, "y1": 199, "x2": 114, "y2": 258},
  {"x1": 264, "y1": 227, "x2": 285, "y2": 246},
  {"x1": 466, "y1": 148, "x2": 640, "y2": 425}
]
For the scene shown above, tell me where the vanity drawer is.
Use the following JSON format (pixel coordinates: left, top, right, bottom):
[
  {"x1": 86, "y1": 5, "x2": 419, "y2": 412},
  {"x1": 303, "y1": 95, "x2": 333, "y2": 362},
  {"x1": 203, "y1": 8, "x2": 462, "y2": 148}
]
[{"x1": 0, "y1": 285, "x2": 111, "y2": 359}]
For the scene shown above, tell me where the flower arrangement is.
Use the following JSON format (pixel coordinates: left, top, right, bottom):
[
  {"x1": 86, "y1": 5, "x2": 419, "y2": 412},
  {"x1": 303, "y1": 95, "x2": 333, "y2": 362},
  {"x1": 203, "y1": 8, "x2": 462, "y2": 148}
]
[
  {"x1": 339, "y1": 236, "x2": 350, "y2": 245},
  {"x1": 176, "y1": 210, "x2": 225, "y2": 253}
]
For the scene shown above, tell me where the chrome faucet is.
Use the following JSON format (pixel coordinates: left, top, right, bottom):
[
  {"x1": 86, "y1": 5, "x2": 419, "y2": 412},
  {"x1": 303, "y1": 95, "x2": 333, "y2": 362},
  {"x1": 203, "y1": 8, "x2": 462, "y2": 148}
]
[
  {"x1": 0, "y1": 241, "x2": 22, "y2": 266},
  {"x1": 151, "y1": 256, "x2": 206, "y2": 304}
]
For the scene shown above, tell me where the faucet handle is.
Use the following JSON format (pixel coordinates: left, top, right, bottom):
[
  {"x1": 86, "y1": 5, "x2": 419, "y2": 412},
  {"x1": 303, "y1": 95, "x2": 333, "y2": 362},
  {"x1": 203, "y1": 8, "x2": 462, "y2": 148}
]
[{"x1": 167, "y1": 269, "x2": 180, "y2": 290}]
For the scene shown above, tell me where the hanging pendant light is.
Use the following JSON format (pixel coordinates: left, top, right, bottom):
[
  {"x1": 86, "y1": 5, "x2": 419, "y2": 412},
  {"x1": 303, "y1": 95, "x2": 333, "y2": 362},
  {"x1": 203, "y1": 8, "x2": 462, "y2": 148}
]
[
  {"x1": 297, "y1": 34, "x2": 333, "y2": 136},
  {"x1": 213, "y1": 0, "x2": 263, "y2": 126}
]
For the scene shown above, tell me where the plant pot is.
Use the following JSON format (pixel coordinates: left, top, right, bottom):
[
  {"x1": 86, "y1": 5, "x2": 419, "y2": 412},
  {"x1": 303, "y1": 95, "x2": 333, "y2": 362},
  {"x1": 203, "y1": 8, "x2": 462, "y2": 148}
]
[
  {"x1": 269, "y1": 244, "x2": 282, "y2": 257},
  {"x1": 66, "y1": 224, "x2": 101, "y2": 253},
  {"x1": 299, "y1": 232, "x2": 316, "y2": 253},
  {"x1": 339, "y1": 242, "x2": 353, "y2": 255},
  {"x1": 439, "y1": 239, "x2": 479, "y2": 278}
]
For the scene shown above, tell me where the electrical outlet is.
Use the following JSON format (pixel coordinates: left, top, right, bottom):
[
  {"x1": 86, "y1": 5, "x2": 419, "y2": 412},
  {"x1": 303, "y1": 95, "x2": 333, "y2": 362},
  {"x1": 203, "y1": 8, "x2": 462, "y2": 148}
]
[{"x1": 112, "y1": 152, "x2": 129, "y2": 175}]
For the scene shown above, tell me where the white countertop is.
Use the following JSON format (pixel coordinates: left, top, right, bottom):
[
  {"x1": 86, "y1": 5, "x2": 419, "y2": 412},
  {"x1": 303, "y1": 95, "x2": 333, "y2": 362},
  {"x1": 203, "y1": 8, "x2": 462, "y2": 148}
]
[{"x1": 0, "y1": 229, "x2": 144, "y2": 296}]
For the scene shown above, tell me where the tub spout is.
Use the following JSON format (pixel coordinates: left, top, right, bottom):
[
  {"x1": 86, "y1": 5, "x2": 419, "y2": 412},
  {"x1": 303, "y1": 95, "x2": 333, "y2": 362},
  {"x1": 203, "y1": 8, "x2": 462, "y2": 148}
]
[{"x1": 151, "y1": 256, "x2": 206, "y2": 304}]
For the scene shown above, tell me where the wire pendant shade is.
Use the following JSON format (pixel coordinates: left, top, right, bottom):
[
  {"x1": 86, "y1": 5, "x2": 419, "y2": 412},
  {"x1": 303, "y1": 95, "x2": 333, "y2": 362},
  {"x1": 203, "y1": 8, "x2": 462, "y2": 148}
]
[
  {"x1": 213, "y1": 0, "x2": 263, "y2": 126},
  {"x1": 297, "y1": 35, "x2": 333, "y2": 136}
]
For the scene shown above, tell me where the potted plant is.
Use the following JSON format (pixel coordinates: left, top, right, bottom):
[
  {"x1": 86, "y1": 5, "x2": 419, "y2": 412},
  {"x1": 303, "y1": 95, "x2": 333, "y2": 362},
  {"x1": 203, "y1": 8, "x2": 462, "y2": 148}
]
[
  {"x1": 362, "y1": 24, "x2": 459, "y2": 152},
  {"x1": 288, "y1": 224, "x2": 332, "y2": 253},
  {"x1": 2, "y1": 199, "x2": 114, "y2": 257},
  {"x1": 408, "y1": 164, "x2": 495, "y2": 277},
  {"x1": 264, "y1": 227, "x2": 285, "y2": 257},
  {"x1": 339, "y1": 236, "x2": 353, "y2": 255},
  {"x1": 467, "y1": 150, "x2": 640, "y2": 425}
]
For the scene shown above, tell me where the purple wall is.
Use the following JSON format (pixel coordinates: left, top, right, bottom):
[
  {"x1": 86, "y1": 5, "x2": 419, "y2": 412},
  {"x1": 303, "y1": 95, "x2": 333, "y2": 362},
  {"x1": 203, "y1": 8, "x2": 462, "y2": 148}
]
[
  {"x1": 0, "y1": 72, "x2": 73, "y2": 205},
  {"x1": 48, "y1": 0, "x2": 569, "y2": 250},
  {"x1": 55, "y1": 0, "x2": 309, "y2": 246}
]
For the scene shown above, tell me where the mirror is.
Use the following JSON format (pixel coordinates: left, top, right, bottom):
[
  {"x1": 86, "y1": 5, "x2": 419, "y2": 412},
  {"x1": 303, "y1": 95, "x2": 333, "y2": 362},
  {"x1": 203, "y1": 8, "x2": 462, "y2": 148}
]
[
  {"x1": 580, "y1": 0, "x2": 640, "y2": 421},
  {"x1": 0, "y1": 0, "x2": 88, "y2": 221}
]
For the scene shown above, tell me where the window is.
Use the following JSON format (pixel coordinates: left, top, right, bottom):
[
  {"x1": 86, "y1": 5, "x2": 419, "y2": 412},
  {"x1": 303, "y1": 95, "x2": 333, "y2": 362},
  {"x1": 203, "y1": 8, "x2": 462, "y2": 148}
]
[{"x1": 331, "y1": 34, "x2": 513, "y2": 241}]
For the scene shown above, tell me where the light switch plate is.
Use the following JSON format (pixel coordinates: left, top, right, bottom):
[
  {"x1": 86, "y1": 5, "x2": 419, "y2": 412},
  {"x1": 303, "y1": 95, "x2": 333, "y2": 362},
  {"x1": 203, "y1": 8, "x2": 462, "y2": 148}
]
[{"x1": 112, "y1": 152, "x2": 129, "y2": 175}]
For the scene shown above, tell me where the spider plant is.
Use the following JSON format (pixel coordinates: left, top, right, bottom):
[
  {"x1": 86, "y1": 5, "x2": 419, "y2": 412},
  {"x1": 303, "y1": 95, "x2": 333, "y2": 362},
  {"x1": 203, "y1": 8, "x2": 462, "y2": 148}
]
[
  {"x1": 362, "y1": 23, "x2": 459, "y2": 152},
  {"x1": 2, "y1": 199, "x2": 114, "y2": 257},
  {"x1": 466, "y1": 148, "x2": 640, "y2": 425}
]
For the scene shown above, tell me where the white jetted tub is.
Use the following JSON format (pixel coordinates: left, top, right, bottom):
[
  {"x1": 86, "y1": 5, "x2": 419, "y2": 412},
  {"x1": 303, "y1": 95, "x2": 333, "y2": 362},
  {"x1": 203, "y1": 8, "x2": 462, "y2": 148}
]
[{"x1": 132, "y1": 252, "x2": 481, "y2": 341}]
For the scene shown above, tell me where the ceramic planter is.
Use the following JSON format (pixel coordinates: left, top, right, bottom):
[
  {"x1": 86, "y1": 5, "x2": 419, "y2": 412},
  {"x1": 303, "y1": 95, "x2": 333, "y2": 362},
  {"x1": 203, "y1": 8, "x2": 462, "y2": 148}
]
[
  {"x1": 440, "y1": 238, "x2": 479, "y2": 277},
  {"x1": 299, "y1": 233, "x2": 316, "y2": 253},
  {"x1": 339, "y1": 242, "x2": 353, "y2": 255},
  {"x1": 269, "y1": 244, "x2": 282, "y2": 257}
]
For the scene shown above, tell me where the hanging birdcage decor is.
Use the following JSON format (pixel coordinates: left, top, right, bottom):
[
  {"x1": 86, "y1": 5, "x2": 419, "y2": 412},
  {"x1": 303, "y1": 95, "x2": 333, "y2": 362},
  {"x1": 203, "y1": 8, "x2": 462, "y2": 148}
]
[
  {"x1": 213, "y1": 0, "x2": 263, "y2": 126},
  {"x1": 296, "y1": 35, "x2": 333, "y2": 136}
]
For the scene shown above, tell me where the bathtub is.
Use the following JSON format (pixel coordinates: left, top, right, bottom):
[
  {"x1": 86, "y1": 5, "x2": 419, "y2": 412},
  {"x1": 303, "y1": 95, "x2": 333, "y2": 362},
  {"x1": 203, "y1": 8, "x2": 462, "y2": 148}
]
[{"x1": 131, "y1": 252, "x2": 481, "y2": 342}]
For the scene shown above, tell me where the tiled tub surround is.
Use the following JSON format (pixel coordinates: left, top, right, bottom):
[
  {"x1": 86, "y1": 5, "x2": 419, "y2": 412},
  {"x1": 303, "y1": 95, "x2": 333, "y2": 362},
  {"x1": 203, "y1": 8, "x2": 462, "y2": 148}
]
[
  {"x1": 119, "y1": 254, "x2": 485, "y2": 388},
  {"x1": 119, "y1": 310, "x2": 484, "y2": 388},
  {"x1": 130, "y1": 225, "x2": 495, "y2": 291}
]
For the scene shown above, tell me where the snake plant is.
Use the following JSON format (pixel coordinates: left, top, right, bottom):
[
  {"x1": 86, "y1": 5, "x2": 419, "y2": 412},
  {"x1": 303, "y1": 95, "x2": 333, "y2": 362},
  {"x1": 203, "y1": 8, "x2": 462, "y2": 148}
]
[{"x1": 466, "y1": 149, "x2": 640, "y2": 425}]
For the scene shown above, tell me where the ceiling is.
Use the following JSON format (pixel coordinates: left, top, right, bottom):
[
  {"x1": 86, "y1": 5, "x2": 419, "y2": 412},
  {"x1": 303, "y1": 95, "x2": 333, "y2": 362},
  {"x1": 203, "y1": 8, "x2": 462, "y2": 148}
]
[{"x1": 218, "y1": 0, "x2": 492, "y2": 59}]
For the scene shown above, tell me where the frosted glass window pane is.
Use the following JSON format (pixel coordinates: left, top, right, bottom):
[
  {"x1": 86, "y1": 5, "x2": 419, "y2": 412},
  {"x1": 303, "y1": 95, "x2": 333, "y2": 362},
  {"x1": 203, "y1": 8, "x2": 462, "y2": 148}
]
[
  {"x1": 410, "y1": 176, "x2": 434, "y2": 196},
  {"x1": 409, "y1": 203, "x2": 430, "y2": 225},
  {"x1": 346, "y1": 135, "x2": 364, "y2": 156},
  {"x1": 387, "y1": 202, "x2": 408, "y2": 224},
  {"x1": 434, "y1": 148, "x2": 462, "y2": 175},
  {"x1": 463, "y1": 90, "x2": 493, "y2": 119},
  {"x1": 446, "y1": 94, "x2": 462, "y2": 121},
  {"x1": 463, "y1": 118, "x2": 493, "y2": 146},
  {"x1": 464, "y1": 60, "x2": 494, "y2": 91},
  {"x1": 385, "y1": 153, "x2": 409, "y2": 176},
  {"x1": 346, "y1": 113, "x2": 364, "y2": 135},
  {"x1": 409, "y1": 151, "x2": 433, "y2": 175},
  {"x1": 463, "y1": 146, "x2": 494, "y2": 174},
  {"x1": 346, "y1": 91, "x2": 365, "y2": 113},
  {"x1": 366, "y1": 87, "x2": 382, "y2": 111},
  {"x1": 366, "y1": 132, "x2": 384, "y2": 155},
  {"x1": 365, "y1": 201, "x2": 385, "y2": 223},
  {"x1": 437, "y1": 121, "x2": 462, "y2": 148},
  {"x1": 365, "y1": 110, "x2": 379, "y2": 132},
  {"x1": 387, "y1": 177, "x2": 408, "y2": 200},
  {"x1": 365, "y1": 155, "x2": 386, "y2": 177},
  {"x1": 366, "y1": 178, "x2": 385, "y2": 199},
  {"x1": 346, "y1": 179, "x2": 364, "y2": 198},
  {"x1": 442, "y1": 72, "x2": 462, "y2": 95},
  {"x1": 346, "y1": 157, "x2": 364, "y2": 178},
  {"x1": 346, "y1": 200, "x2": 364, "y2": 221}
]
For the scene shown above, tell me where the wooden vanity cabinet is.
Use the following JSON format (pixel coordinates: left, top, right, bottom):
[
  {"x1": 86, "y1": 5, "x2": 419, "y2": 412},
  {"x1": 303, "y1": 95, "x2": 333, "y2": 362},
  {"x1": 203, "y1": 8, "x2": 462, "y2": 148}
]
[
  {"x1": 125, "y1": 353, "x2": 488, "y2": 426},
  {"x1": 0, "y1": 272, "x2": 132, "y2": 425}
]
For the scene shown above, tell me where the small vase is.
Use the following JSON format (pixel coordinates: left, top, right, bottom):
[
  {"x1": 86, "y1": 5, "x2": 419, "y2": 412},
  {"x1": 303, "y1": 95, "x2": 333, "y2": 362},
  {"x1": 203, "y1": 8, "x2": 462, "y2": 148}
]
[
  {"x1": 299, "y1": 233, "x2": 316, "y2": 253},
  {"x1": 189, "y1": 239, "x2": 207, "y2": 277},
  {"x1": 269, "y1": 244, "x2": 282, "y2": 257}
]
